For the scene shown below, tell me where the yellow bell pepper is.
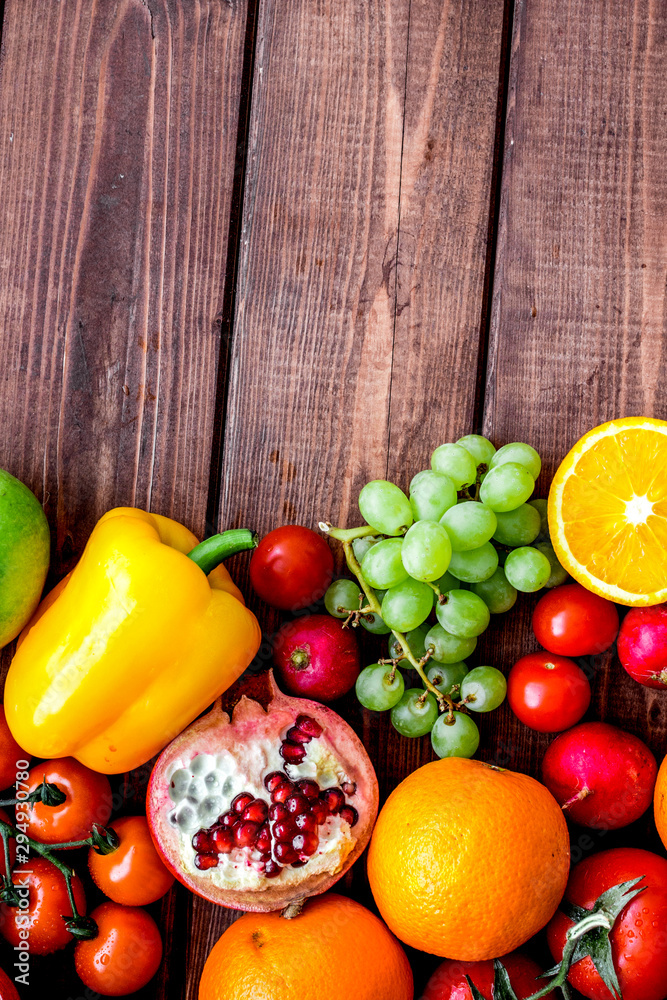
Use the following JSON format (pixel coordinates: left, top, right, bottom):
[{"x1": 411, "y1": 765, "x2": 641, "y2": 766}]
[{"x1": 5, "y1": 507, "x2": 261, "y2": 774}]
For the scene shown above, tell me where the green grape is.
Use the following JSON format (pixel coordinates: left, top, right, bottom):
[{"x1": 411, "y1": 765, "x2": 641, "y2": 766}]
[
  {"x1": 352, "y1": 535, "x2": 381, "y2": 562},
  {"x1": 390, "y1": 689, "x2": 438, "y2": 737},
  {"x1": 528, "y1": 498, "x2": 549, "y2": 540},
  {"x1": 490, "y1": 442, "x2": 541, "y2": 480},
  {"x1": 504, "y1": 546, "x2": 551, "y2": 592},
  {"x1": 436, "y1": 589, "x2": 490, "y2": 637},
  {"x1": 492, "y1": 503, "x2": 541, "y2": 546},
  {"x1": 471, "y1": 567, "x2": 517, "y2": 613},
  {"x1": 431, "y1": 444, "x2": 477, "y2": 489},
  {"x1": 434, "y1": 570, "x2": 461, "y2": 593},
  {"x1": 447, "y1": 542, "x2": 499, "y2": 583},
  {"x1": 460, "y1": 666, "x2": 507, "y2": 712},
  {"x1": 479, "y1": 463, "x2": 534, "y2": 512},
  {"x1": 534, "y1": 541, "x2": 569, "y2": 588},
  {"x1": 425, "y1": 623, "x2": 477, "y2": 663},
  {"x1": 431, "y1": 712, "x2": 480, "y2": 759},
  {"x1": 388, "y1": 624, "x2": 429, "y2": 661},
  {"x1": 360, "y1": 609, "x2": 391, "y2": 634},
  {"x1": 324, "y1": 579, "x2": 362, "y2": 618},
  {"x1": 381, "y1": 579, "x2": 433, "y2": 632},
  {"x1": 456, "y1": 434, "x2": 496, "y2": 467},
  {"x1": 410, "y1": 470, "x2": 458, "y2": 521},
  {"x1": 424, "y1": 661, "x2": 468, "y2": 697},
  {"x1": 440, "y1": 501, "x2": 497, "y2": 551},
  {"x1": 401, "y1": 520, "x2": 452, "y2": 582},
  {"x1": 361, "y1": 538, "x2": 408, "y2": 590},
  {"x1": 358, "y1": 480, "x2": 413, "y2": 536},
  {"x1": 355, "y1": 663, "x2": 405, "y2": 711}
]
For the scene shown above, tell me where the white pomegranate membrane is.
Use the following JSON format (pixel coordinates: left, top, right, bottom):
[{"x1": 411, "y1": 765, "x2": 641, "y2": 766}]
[{"x1": 167, "y1": 713, "x2": 359, "y2": 884}]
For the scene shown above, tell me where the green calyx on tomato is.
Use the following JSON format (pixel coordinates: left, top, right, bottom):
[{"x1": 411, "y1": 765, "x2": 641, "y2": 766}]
[{"x1": 467, "y1": 877, "x2": 646, "y2": 1000}]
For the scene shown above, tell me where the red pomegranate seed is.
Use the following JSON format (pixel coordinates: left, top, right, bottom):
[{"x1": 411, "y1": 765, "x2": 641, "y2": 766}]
[
  {"x1": 286, "y1": 793, "x2": 309, "y2": 816},
  {"x1": 269, "y1": 802, "x2": 289, "y2": 822},
  {"x1": 279, "y1": 741, "x2": 307, "y2": 764},
  {"x1": 192, "y1": 829, "x2": 214, "y2": 853},
  {"x1": 255, "y1": 824, "x2": 272, "y2": 855},
  {"x1": 339, "y1": 805, "x2": 359, "y2": 827},
  {"x1": 234, "y1": 820, "x2": 261, "y2": 848},
  {"x1": 264, "y1": 770, "x2": 287, "y2": 793},
  {"x1": 293, "y1": 831, "x2": 319, "y2": 856},
  {"x1": 291, "y1": 860, "x2": 307, "y2": 868},
  {"x1": 211, "y1": 827, "x2": 234, "y2": 854},
  {"x1": 232, "y1": 792, "x2": 254, "y2": 815},
  {"x1": 274, "y1": 842, "x2": 299, "y2": 865},
  {"x1": 342, "y1": 781, "x2": 357, "y2": 796},
  {"x1": 296, "y1": 715, "x2": 323, "y2": 738},
  {"x1": 273, "y1": 819, "x2": 297, "y2": 842},
  {"x1": 194, "y1": 853, "x2": 218, "y2": 870},
  {"x1": 264, "y1": 859, "x2": 282, "y2": 878},
  {"x1": 271, "y1": 780, "x2": 295, "y2": 804},
  {"x1": 294, "y1": 812, "x2": 317, "y2": 833},
  {"x1": 296, "y1": 778, "x2": 320, "y2": 801},
  {"x1": 286, "y1": 726, "x2": 312, "y2": 745},
  {"x1": 321, "y1": 787, "x2": 345, "y2": 815},
  {"x1": 218, "y1": 810, "x2": 238, "y2": 828},
  {"x1": 242, "y1": 799, "x2": 269, "y2": 823},
  {"x1": 311, "y1": 800, "x2": 329, "y2": 825}
]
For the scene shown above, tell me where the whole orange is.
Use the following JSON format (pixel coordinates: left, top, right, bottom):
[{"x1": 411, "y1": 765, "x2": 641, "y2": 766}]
[
  {"x1": 656, "y1": 754, "x2": 667, "y2": 851},
  {"x1": 198, "y1": 892, "x2": 413, "y2": 1000},
  {"x1": 367, "y1": 757, "x2": 570, "y2": 960}
]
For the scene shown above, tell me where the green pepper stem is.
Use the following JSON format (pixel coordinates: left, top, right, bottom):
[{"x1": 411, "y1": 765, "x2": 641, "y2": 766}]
[{"x1": 187, "y1": 529, "x2": 258, "y2": 575}]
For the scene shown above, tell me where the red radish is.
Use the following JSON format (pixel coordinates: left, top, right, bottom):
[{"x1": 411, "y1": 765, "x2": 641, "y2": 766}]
[
  {"x1": 272, "y1": 614, "x2": 360, "y2": 702},
  {"x1": 618, "y1": 604, "x2": 667, "y2": 690},
  {"x1": 542, "y1": 721, "x2": 658, "y2": 830}
]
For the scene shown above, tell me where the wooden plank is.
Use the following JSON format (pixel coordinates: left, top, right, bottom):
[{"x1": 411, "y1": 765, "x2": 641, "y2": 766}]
[
  {"x1": 0, "y1": 1, "x2": 249, "y2": 997},
  {"x1": 382, "y1": 0, "x2": 507, "y2": 789},
  {"x1": 207, "y1": 1, "x2": 506, "y2": 996},
  {"x1": 482, "y1": 0, "x2": 667, "y2": 785}
]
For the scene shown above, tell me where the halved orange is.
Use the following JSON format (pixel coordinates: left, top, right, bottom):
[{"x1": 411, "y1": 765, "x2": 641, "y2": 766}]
[{"x1": 549, "y1": 417, "x2": 667, "y2": 606}]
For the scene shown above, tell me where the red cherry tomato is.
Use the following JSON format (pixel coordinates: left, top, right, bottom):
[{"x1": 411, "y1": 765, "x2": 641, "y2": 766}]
[
  {"x1": 24, "y1": 757, "x2": 112, "y2": 846},
  {"x1": 507, "y1": 652, "x2": 591, "y2": 733},
  {"x1": 75, "y1": 901, "x2": 163, "y2": 996},
  {"x1": 423, "y1": 950, "x2": 553, "y2": 999},
  {"x1": 0, "y1": 706, "x2": 29, "y2": 791},
  {"x1": 532, "y1": 583, "x2": 619, "y2": 656},
  {"x1": 88, "y1": 815, "x2": 174, "y2": 905},
  {"x1": 547, "y1": 847, "x2": 667, "y2": 1000},
  {"x1": 0, "y1": 857, "x2": 87, "y2": 955},
  {"x1": 0, "y1": 966, "x2": 18, "y2": 1000},
  {"x1": 250, "y1": 525, "x2": 334, "y2": 611}
]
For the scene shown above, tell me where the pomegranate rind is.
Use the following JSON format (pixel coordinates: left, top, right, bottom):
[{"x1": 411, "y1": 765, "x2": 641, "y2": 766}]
[{"x1": 147, "y1": 673, "x2": 378, "y2": 911}]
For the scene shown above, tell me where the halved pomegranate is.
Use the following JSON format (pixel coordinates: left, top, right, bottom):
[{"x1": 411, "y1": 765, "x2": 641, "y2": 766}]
[{"x1": 147, "y1": 672, "x2": 378, "y2": 911}]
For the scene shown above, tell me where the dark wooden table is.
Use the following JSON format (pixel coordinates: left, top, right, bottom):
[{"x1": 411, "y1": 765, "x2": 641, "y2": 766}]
[{"x1": 1, "y1": 1, "x2": 666, "y2": 997}]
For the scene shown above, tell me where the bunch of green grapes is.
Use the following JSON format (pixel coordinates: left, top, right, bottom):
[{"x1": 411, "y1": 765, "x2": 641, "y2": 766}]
[{"x1": 322, "y1": 434, "x2": 568, "y2": 759}]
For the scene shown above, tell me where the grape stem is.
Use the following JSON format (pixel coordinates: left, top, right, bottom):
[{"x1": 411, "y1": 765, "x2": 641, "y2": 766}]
[
  {"x1": 319, "y1": 523, "x2": 377, "y2": 542},
  {"x1": 340, "y1": 539, "x2": 449, "y2": 711}
]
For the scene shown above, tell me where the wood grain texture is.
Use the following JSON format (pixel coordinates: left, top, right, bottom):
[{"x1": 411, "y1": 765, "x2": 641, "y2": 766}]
[
  {"x1": 0, "y1": 0, "x2": 247, "y2": 574},
  {"x1": 208, "y1": 1, "x2": 506, "y2": 995},
  {"x1": 0, "y1": 1, "x2": 248, "y2": 997},
  {"x1": 481, "y1": 0, "x2": 667, "y2": 786}
]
